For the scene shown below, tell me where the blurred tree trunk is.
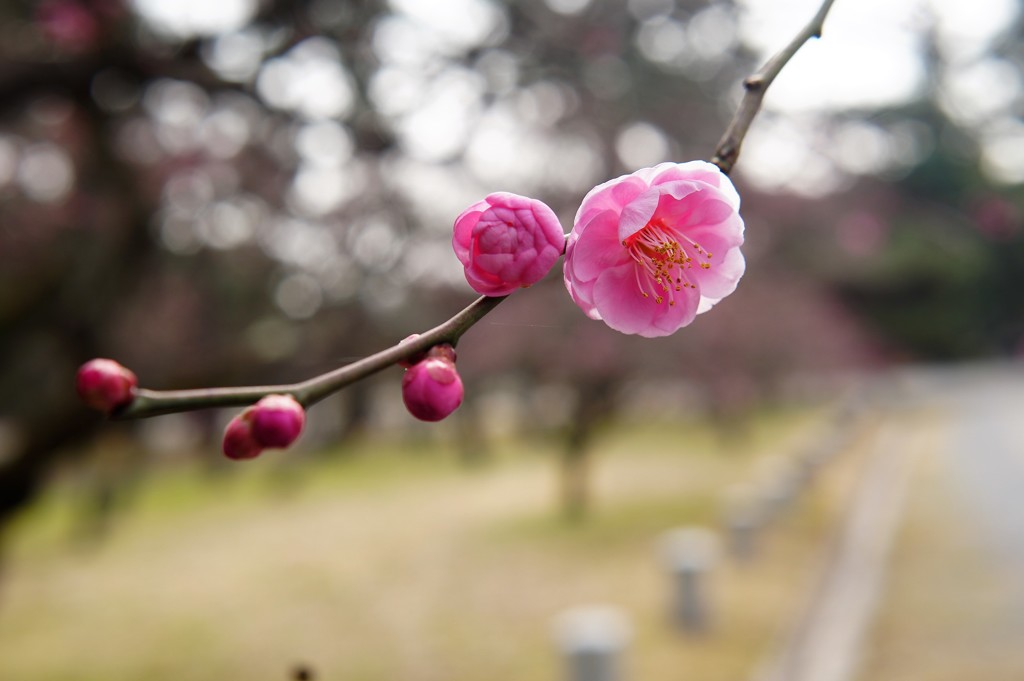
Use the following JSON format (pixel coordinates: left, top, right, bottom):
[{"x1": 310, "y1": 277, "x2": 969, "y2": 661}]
[
  {"x1": 560, "y1": 378, "x2": 615, "y2": 521},
  {"x1": 455, "y1": 397, "x2": 490, "y2": 468}
]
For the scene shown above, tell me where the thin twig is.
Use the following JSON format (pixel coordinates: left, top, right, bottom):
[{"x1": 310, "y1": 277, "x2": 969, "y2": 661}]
[
  {"x1": 711, "y1": 0, "x2": 838, "y2": 175},
  {"x1": 114, "y1": 294, "x2": 507, "y2": 419}
]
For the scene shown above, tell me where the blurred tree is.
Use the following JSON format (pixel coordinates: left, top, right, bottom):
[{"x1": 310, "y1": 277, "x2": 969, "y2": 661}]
[{"x1": 2, "y1": 0, "x2": 1020, "y2": 538}]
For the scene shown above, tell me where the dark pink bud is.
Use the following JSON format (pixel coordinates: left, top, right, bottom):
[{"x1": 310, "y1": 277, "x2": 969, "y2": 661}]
[
  {"x1": 250, "y1": 394, "x2": 305, "y2": 448},
  {"x1": 222, "y1": 412, "x2": 263, "y2": 460},
  {"x1": 402, "y1": 357, "x2": 464, "y2": 422},
  {"x1": 76, "y1": 358, "x2": 138, "y2": 413}
]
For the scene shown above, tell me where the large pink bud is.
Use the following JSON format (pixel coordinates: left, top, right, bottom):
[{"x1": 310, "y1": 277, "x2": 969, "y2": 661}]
[
  {"x1": 76, "y1": 358, "x2": 138, "y2": 413},
  {"x1": 564, "y1": 161, "x2": 745, "y2": 337},
  {"x1": 250, "y1": 394, "x2": 305, "y2": 448},
  {"x1": 221, "y1": 394, "x2": 305, "y2": 461},
  {"x1": 453, "y1": 192, "x2": 565, "y2": 297},
  {"x1": 402, "y1": 352, "x2": 464, "y2": 422}
]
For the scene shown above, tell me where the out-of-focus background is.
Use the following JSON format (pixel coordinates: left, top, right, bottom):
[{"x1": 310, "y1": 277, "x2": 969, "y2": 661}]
[{"x1": 1, "y1": 0, "x2": 1023, "y2": 679}]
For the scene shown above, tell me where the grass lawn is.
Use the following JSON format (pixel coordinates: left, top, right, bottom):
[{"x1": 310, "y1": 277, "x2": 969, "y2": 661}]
[{"x1": 0, "y1": 406, "x2": 869, "y2": 681}]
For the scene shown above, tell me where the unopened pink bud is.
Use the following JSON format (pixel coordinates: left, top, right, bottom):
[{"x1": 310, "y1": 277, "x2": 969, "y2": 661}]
[
  {"x1": 402, "y1": 357, "x2": 464, "y2": 422},
  {"x1": 222, "y1": 412, "x2": 263, "y2": 460},
  {"x1": 250, "y1": 394, "x2": 305, "y2": 448},
  {"x1": 222, "y1": 395, "x2": 305, "y2": 461},
  {"x1": 452, "y1": 192, "x2": 565, "y2": 296},
  {"x1": 76, "y1": 358, "x2": 138, "y2": 413}
]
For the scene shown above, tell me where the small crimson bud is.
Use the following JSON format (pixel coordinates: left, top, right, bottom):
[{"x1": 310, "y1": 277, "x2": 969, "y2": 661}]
[
  {"x1": 221, "y1": 394, "x2": 305, "y2": 461},
  {"x1": 222, "y1": 412, "x2": 263, "y2": 460},
  {"x1": 76, "y1": 358, "x2": 138, "y2": 413},
  {"x1": 250, "y1": 394, "x2": 305, "y2": 448},
  {"x1": 402, "y1": 356, "x2": 464, "y2": 422}
]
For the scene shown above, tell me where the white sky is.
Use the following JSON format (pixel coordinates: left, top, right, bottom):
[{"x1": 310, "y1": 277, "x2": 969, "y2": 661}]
[
  {"x1": 120, "y1": 0, "x2": 1024, "y2": 296},
  {"x1": 739, "y1": 0, "x2": 1020, "y2": 113},
  {"x1": 735, "y1": 0, "x2": 1023, "y2": 191},
  {"x1": 127, "y1": 0, "x2": 1024, "y2": 230}
]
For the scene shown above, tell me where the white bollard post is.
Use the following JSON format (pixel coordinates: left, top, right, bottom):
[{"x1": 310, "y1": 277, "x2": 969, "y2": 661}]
[
  {"x1": 760, "y1": 467, "x2": 800, "y2": 521},
  {"x1": 554, "y1": 606, "x2": 631, "y2": 681},
  {"x1": 723, "y1": 485, "x2": 761, "y2": 562},
  {"x1": 660, "y1": 527, "x2": 718, "y2": 633},
  {"x1": 725, "y1": 506, "x2": 759, "y2": 562}
]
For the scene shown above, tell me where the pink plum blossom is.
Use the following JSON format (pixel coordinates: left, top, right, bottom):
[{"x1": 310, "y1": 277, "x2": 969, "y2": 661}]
[
  {"x1": 563, "y1": 161, "x2": 745, "y2": 337},
  {"x1": 221, "y1": 394, "x2": 305, "y2": 460},
  {"x1": 402, "y1": 348, "x2": 464, "y2": 422},
  {"x1": 76, "y1": 358, "x2": 138, "y2": 413},
  {"x1": 453, "y1": 192, "x2": 565, "y2": 297}
]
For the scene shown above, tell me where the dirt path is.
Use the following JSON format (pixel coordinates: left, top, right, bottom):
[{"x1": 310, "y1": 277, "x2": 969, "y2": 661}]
[
  {"x1": 750, "y1": 416, "x2": 922, "y2": 681},
  {"x1": 755, "y1": 363, "x2": 1024, "y2": 681},
  {"x1": 857, "y1": 366, "x2": 1024, "y2": 681}
]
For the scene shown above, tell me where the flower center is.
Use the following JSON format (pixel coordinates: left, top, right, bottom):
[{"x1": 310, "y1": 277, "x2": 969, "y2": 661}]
[{"x1": 621, "y1": 219, "x2": 713, "y2": 305}]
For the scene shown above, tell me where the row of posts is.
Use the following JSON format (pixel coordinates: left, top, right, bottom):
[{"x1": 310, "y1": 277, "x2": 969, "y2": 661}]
[
  {"x1": 555, "y1": 528, "x2": 716, "y2": 681},
  {"x1": 555, "y1": 403, "x2": 865, "y2": 681}
]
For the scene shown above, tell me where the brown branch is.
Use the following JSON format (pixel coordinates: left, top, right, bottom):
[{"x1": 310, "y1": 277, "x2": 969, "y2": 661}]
[
  {"x1": 710, "y1": 0, "x2": 838, "y2": 174},
  {"x1": 109, "y1": 0, "x2": 839, "y2": 423},
  {"x1": 114, "y1": 294, "x2": 507, "y2": 419}
]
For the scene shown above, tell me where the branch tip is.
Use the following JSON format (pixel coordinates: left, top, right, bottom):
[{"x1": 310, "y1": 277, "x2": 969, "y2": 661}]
[{"x1": 709, "y1": 0, "x2": 838, "y2": 173}]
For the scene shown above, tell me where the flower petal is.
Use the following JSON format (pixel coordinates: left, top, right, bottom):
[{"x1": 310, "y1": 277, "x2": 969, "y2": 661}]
[
  {"x1": 452, "y1": 204, "x2": 486, "y2": 263},
  {"x1": 692, "y1": 243, "x2": 746, "y2": 301},
  {"x1": 617, "y1": 188, "x2": 660, "y2": 242},
  {"x1": 568, "y1": 209, "x2": 631, "y2": 282},
  {"x1": 651, "y1": 160, "x2": 740, "y2": 209},
  {"x1": 592, "y1": 263, "x2": 699, "y2": 337},
  {"x1": 574, "y1": 174, "x2": 649, "y2": 227}
]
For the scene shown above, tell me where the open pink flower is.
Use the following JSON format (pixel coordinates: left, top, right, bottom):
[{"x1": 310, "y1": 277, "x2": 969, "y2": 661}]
[
  {"x1": 453, "y1": 192, "x2": 565, "y2": 297},
  {"x1": 563, "y1": 161, "x2": 745, "y2": 337}
]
